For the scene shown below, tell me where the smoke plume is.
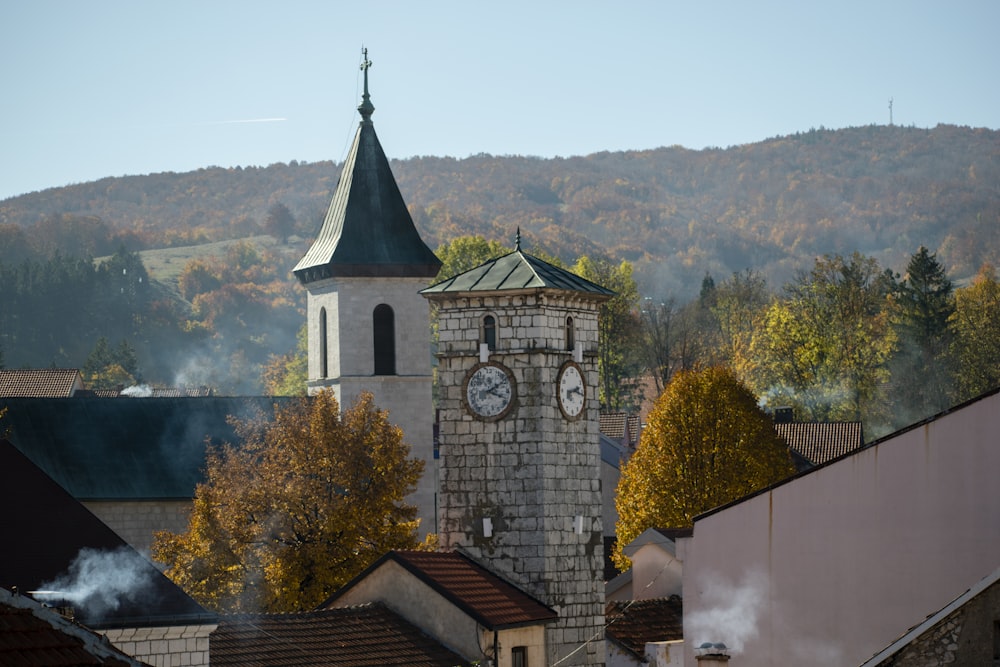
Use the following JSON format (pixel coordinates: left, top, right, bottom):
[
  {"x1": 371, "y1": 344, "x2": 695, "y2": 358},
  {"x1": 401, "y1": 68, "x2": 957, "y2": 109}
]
[
  {"x1": 685, "y1": 570, "x2": 767, "y2": 654},
  {"x1": 37, "y1": 546, "x2": 156, "y2": 619}
]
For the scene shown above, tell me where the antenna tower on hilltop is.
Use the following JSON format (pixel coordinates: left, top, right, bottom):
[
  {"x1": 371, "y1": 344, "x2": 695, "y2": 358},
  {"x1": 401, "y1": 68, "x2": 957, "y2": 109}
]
[{"x1": 889, "y1": 97, "x2": 894, "y2": 126}]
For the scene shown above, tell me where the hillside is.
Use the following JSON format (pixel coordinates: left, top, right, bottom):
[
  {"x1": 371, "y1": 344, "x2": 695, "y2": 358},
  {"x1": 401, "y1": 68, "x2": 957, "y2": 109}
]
[{"x1": 3, "y1": 124, "x2": 998, "y2": 298}]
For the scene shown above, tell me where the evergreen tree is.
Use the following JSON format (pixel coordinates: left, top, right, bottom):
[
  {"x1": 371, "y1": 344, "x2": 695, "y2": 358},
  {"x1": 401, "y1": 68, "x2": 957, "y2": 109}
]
[{"x1": 889, "y1": 247, "x2": 955, "y2": 425}]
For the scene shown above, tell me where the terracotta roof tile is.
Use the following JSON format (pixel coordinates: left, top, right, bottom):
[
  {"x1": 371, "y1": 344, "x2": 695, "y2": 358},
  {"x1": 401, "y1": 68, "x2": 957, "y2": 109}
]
[
  {"x1": 0, "y1": 369, "x2": 83, "y2": 397},
  {"x1": 605, "y1": 596, "x2": 683, "y2": 659},
  {"x1": 599, "y1": 412, "x2": 640, "y2": 445},
  {"x1": 0, "y1": 588, "x2": 149, "y2": 666},
  {"x1": 775, "y1": 422, "x2": 864, "y2": 465},
  {"x1": 394, "y1": 551, "x2": 558, "y2": 628},
  {"x1": 211, "y1": 603, "x2": 470, "y2": 667},
  {"x1": 327, "y1": 551, "x2": 558, "y2": 630}
]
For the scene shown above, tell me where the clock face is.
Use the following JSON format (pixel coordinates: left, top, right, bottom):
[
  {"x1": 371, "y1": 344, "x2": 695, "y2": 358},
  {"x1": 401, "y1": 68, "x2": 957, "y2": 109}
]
[
  {"x1": 464, "y1": 362, "x2": 516, "y2": 421},
  {"x1": 557, "y1": 362, "x2": 586, "y2": 420}
]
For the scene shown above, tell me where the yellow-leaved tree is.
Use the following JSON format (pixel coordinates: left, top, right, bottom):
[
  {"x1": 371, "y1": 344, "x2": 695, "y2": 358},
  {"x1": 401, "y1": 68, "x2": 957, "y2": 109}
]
[
  {"x1": 152, "y1": 389, "x2": 424, "y2": 613},
  {"x1": 613, "y1": 366, "x2": 795, "y2": 570}
]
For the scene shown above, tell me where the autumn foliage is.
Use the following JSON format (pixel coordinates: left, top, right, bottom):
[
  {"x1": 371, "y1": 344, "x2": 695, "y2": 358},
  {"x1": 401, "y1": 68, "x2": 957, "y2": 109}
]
[
  {"x1": 613, "y1": 366, "x2": 794, "y2": 570},
  {"x1": 152, "y1": 390, "x2": 424, "y2": 613}
]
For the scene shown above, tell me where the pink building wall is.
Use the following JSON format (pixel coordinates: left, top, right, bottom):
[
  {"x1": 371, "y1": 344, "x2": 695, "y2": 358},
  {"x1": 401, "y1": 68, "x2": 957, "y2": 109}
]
[{"x1": 679, "y1": 389, "x2": 1000, "y2": 667}]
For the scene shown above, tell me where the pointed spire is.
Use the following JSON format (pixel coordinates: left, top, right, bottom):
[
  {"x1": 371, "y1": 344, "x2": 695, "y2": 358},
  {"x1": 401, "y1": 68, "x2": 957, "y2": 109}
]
[
  {"x1": 358, "y1": 47, "x2": 375, "y2": 123},
  {"x1": 515, "y1": 227, "x2": 522, "y2": 252}
]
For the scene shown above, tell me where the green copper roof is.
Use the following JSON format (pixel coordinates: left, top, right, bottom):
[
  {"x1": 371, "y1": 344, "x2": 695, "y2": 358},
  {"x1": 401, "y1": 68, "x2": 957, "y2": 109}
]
[
  {"x1": 421, "y1": 245, "x2": 615, "y2": 298},
  {"x1": 294, "y1": 55, "x2": 441, "y2": 282}
]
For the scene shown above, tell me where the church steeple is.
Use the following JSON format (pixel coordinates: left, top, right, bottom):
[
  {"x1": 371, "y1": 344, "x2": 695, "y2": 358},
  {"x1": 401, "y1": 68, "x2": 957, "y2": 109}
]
[{"x1": 293, "y1": 50, "x2": 441, "y2": 283}]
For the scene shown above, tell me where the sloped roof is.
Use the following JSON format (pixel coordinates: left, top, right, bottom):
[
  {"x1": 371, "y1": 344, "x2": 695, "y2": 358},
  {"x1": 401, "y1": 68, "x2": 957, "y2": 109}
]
[
  {"x1": 1, "y1": 397, "x2": 289, "y2": 500},
  {"x1": 0, "y1": 588, "x2": 150, "y2": 666},
  {"x1": 421, "y1": 247, "x2": 615, "y2": 299},
  {"x1": 326, "y1": 550, "x2": 558, "y2": 630},
  {"x1": 605, "y1": 596, "x2": 683, "y2": 660},
  {"x1": 599, "y1": 412, "x2": 640, "y2": 445},
  {"x1": 211, "y1": 603, "x2": 469, "y2": 667},
  {"x1": 0, "y1": 369, "x2": 83, "y2": 397},
  {"x1": 0, "y1": 440, "x2": 214, "y2": 630},
  {"x1": 859, "y1": 566, "x2": 1000, "y2": 667},
  {"x1": 774, "y1": 421, "x2": 864, "y2": 466},
  {"x1": 293, "y1": 69, "x2": 441, "y2": 282}
]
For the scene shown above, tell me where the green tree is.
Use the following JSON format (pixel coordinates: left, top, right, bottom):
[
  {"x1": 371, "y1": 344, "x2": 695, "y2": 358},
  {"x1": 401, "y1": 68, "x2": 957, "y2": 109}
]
[
  {"x1": 949, "y1": 264, "x2": 1000, "y2": 401},
  {"x1": 613, "y1": 366, "x2": 794, "y2": 569},
  {"x1": 751, "y1": 253, "x2": 897, "y2": 428},
  {"x1": 889, "y1": 246, "x2": 955, "y2": 424},
  {"x1": 153, "y1": 390, "x2": 424, "y2": 613},
  {"x1": 711, "y1": 269, "x2": 771, "y2": 382},
  {"x1": 572, "y1": 256, "x2": 642, "y2": 410},
  {"x1": 264, "y1": 201, "x2": 296, "y2": 244},
  {"x1": 433, "y1": 235, "x2": 507, "y2": 282},
  {"x1": 262, "y1": 324, "x2": 308, "y2": 396},
  {"x1": 82, "y1": 337, "x2": 139, "y2": 389}
]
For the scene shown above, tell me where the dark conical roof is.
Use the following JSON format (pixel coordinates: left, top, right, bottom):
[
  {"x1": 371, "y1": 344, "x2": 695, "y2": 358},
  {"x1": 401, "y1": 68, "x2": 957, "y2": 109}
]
[{"x1": 294, "y1": 57, "x2": 441, "y2": 283}]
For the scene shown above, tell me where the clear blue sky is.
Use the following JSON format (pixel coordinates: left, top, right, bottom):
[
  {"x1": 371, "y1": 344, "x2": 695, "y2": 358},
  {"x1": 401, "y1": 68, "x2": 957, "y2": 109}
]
[{"x1": 2, "y1": 0, "x2": 998, "y2": 201}]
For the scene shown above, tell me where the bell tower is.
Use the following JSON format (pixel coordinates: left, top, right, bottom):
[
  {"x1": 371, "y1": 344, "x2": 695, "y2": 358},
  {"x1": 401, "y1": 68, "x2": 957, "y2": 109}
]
[
  {"x1": 422, "y1": 233, "x2": 613, "y2": 666},
  {"x1": 294, "y1": 51, "x2": 441, "y2": 531}
]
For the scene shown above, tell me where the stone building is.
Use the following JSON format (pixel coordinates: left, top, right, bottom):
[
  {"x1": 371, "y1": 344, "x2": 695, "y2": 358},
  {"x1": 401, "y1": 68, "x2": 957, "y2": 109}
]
[
  {"x1": 422, "y1": 236, "x2": 614, "y2": 666},
  {"x1": 293, "y1": 52, "x2": 441, "y2": 532}
]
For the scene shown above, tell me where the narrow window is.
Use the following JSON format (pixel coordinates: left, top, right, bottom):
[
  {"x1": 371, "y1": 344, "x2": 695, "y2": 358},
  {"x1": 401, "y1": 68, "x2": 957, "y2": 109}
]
[
  {"x1": 319, "y1": 307, "x2": 328, "y2": 378},
  {"x1": 373, "y1": 304, "x2": 396, "y2": 375},
  {"x1": 512, "y1": 646, "x2": 527, "y2": 667},
  {"x1": 566, "y1": 316, "x2": 575, "y2": 351},
  {"x1": 483, "y1": 315, "x2": 497, "y2": 351}
]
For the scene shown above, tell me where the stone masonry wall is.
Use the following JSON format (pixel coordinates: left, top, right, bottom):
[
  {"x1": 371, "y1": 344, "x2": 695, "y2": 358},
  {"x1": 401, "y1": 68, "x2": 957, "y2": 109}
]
[
  {"x1": 102, "y1": 623, "x2": 215, "y2": 667},
  {"x1": 433, "y1": 290, "x2": 606, "y2": 666},
  {"x1": 84, "y1": 500, "x2": 191, "y2": 557}
]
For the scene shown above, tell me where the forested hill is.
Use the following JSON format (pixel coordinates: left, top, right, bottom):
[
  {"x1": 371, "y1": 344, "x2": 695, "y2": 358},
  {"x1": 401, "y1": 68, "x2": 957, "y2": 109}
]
[{"x1": 2, "y1": 123, "x2": 998, "y2": 295}]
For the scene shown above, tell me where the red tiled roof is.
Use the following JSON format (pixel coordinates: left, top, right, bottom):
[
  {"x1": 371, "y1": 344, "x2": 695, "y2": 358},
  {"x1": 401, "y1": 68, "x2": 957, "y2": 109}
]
[
  {"x1": 211, "y1": 603, "x2": 470, "y2": 667},
  {"x1": 775, "y1": 422, "x2": 864, "y2": 465},
  {"x1": 605, "y1": 596, "x2": 683, "y2": 659},
  {"x1": 327, "y1": 551, "x2": 558, "y2": 630},
  {"x1": 0, "y1": 589, "x2": 149, "y2": 666},
  {"x1": 392, "y1": 551, "x2": 558, "y2": 629},
  {"x1": 0, "y1": 369, "x2": 82, "y2": 397},
  {"x1": 599, "y1": 412, "x2": 640, "y2": 445}
]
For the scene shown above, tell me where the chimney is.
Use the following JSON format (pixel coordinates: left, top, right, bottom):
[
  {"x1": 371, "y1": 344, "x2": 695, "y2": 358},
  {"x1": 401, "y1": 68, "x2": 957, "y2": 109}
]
[
  {"x1": 695, "y1": 642, "x2": 730, "y2": 664},
  {"x1": 773, "y1": 406, "x2": 793, "y2": 423}
]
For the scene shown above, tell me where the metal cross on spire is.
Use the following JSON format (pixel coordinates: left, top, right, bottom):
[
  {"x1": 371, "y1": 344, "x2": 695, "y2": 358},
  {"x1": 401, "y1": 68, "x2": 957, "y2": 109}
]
[{"x1": 358, "y1": 47, "x2": 375, "y2": 122}]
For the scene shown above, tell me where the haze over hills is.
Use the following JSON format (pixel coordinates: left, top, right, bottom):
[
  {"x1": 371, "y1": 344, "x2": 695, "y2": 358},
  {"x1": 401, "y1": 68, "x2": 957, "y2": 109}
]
[{"x1": 2, "y1": 123, "x2": 997, "y2": 299}]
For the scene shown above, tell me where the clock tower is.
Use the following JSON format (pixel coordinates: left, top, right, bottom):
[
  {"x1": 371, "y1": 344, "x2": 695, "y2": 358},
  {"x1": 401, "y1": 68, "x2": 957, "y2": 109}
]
[
  {"x1": 294, "y1": 52, "x2": 441, "y2": 531},
  {"x1": 422, "y1": 234, "x2": 613, "y2": 666}
]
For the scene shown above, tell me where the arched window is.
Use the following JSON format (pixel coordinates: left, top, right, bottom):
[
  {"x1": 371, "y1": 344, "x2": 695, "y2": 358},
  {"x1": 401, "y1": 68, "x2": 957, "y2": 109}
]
[
  {"x1": 319, "y1": 307, "x2": 328, "y2": 378},
  {"x1": 482, "y1": 314, "x2": 497, "y2": 351},
  {"x1": 373, "y1": 304, "x2": 396, "y2": 375},
  {"x1": 566, "y1": 316, "x2": 575, "y2": 352}
]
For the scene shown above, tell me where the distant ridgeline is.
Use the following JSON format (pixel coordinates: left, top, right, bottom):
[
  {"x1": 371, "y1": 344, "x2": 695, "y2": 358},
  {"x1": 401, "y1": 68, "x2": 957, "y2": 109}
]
[{"x1": 1, "y1": 124, "x2": 997, "y2": 295}]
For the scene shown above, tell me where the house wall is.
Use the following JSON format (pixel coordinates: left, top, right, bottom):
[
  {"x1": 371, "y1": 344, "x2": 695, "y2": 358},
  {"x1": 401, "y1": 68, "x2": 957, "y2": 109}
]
[
  {"x1": 495, "y1": 625, "x2": 548, "y2": 667},
  {"x1": 102, "y1": 623, "x2": 215, "y2": 667},
  {"x1": 680, "y1": 390, "x2": 1000, "y2": 667},
  {"x1": 330, "y1": 559, "x2": 490, "y2": 662},
  {"x1": 631, "y1": 543, "x2": 682, "y2": 600},
  {"x1": 84, "y1": 500, "x2": 191, "y2": 555},
  {"x1": 601, "y1": 458, "x2": 619, "y2": 538}
]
